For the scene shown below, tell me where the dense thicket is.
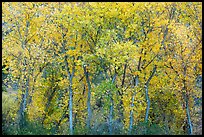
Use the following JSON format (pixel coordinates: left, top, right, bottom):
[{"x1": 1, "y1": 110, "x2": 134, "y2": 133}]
[{"x1": 2, "y1": 2, "x2": 202, "y2": 135}]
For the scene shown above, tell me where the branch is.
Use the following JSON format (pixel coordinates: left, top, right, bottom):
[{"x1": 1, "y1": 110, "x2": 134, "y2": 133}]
[
  {"x1": 145, "y1": 65, "x2": 157, "y2": 86},
  {"x1": 121, "y1": 63, "x2": 127, "y2": 88},
  {"x1": 142, "y1": 54, "x2": 158, "y2": 70},
  {"x1": 169, "y1": 61, "x2": 179, "y2": 76}
]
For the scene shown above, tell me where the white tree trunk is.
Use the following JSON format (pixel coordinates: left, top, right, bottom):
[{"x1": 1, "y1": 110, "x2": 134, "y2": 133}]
[
  {"x1": 129, "y1": 75, "x2": 138, "y2": 134},
  {"x1": 83, "y1": 65, "x2": 92, "y2": 130}
]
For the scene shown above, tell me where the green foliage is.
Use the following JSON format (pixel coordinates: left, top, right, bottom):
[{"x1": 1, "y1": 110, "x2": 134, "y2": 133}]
[
  {"x1": 133, "y1": 122, "x2": 166, "y2": 135},
  {"x1": 18, "y1": 121, "x2": 51, "y2": 135},
  {"x1": 2, "y1": 92, "x2": 18, "y2": 135}
]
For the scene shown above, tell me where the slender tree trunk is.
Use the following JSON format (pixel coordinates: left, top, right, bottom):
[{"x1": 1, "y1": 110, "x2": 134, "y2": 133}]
[
  {"x1": 83, "y1": 65, "x2": 92, "y2": 130},
  {"x1": 144, "y1": 66, "x2": 156, "y2": 123},
  {"x1": 129, "y1": 75, "x2": 139, "y2": 134},
  {"x1": 18, "y1": 20, "x2": 30, "y2": 130},
  {"x1": 129, "y1": 91, "x2": 136, "y2": 134},
  {"x1": 63, "y1": 52, "x2": 74, "y2": 135},
  {"x1": 65, "y1": 60, "x2": 74, "y2": 135},
  {"x1": 19, "y1": 84, "x2": 28, "y2": 129},
  {"x1": 109, "y1": 73, "x2": 117, "y2": 135},
  {"x1": 18, "y1": 58, "x2": 30, "y2": 130},
  {"x1": 144, "y1": 85, "x2": 150, "y2": 123},
  {"x1": 183, "y1": 63, "x2": 193, "y2": 135},
  {"x1": 61, "y1": 28, "x2": 75, "y2": 135},
  {"x1": 184, "y1": 94, "x2": 193, "y2": 135},
  {"x1": 186, "y1": 103, "x2": 193, "y2": 135},
  {"x1": 19, "y1": 78, "x2": 29, "y2": 128},
  {"x1": 121, "y1": 63, "x2": 127, "y2": 87},
  {"x1": 118, "y1": 63, "x2": 127, "y2": 124}
]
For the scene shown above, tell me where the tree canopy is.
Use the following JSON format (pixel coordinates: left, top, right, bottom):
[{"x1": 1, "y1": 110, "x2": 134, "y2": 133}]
[{"x1": 2, "y1": 2, "x2": 202, "y2": 135}]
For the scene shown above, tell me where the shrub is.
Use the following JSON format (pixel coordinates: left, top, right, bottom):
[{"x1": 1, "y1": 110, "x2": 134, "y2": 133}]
[{"x1": 2, "y1": 92, "x2": 18, "y2": 135}]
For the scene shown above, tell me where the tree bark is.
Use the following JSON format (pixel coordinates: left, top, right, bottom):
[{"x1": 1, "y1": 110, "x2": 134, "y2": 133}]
[
  {"x1": 129, "y1": 91, "x2": 136, "y2": 134},
  {"x1": 18, "y1": 20, "x2": 30, "y2": 130},
  {"x1": 186, "y1": 102, "x2": 193, "y2": 135},
  {"x1": 18, "y1": 57, "x2": 30, "y2": 130},
  {"x1": 144, "y1": 85, "x2": 150, "y2": 124},
  {"x1": 183, "y1": 93, "x2": 193, "y2": 135},
  {"x1": 109, "y1": 73, "x2": 117, "y2": 135},
  {"x1": 83, "y1": 65, "x2": 92, "y2": 130},
  {"x1": 144, "y1": 66, "x2": 156, "y2": 123},
  {"x1": 129, "y1": 75, "x2": 139, "y2": 134},
  {"x1": 63, "y1": 53, "x2": 74, "y2": 135},
  {"x1": 182, "y1": 63, "x2": 193, "y2": 135},
  {"x1": 61, "y1": 27, "x2": 75, "y2": 135}
]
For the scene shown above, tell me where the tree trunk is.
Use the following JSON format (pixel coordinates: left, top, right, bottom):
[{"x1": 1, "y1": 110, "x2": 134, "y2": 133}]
[
  {"x1": 144, "y1": 66, "x2": 156, "y2": 123},
  {"x1": 109, "y1": 73, "x2": 117, "y2": 135},
  {"x1": 129, "y1": 75, "x2": 139, "y2": 134},
  {"x1": 144, "y1": 85, "x2": 150, "y2": 123},
  {"x1": 18, "y1": 58, "x2": 30, "y2": 129},
  {"x1": 63, "y1": 53, "x2": 74, "y2": 135},
  {"x1": 118, "y1": 63, "x2": 127, "y2": 124},
  {"x1": 182, "y1": 63, "x2": 193, "y2": 135},
  {"x1": 83, "y1": 65, "x2": 92, "y2": 130},
  {"x1": 129, "y1": 91, "x2": 136, "y2": 134},
  {"x1": 184, "y1": 94, "x2": 193, "y2": 135},
  {"x1": 18, "y1": 20, "x2": 30, "y2": 130},
  {"x1": 61, "y1": 29, "x2": 75, "y2": 135}
]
